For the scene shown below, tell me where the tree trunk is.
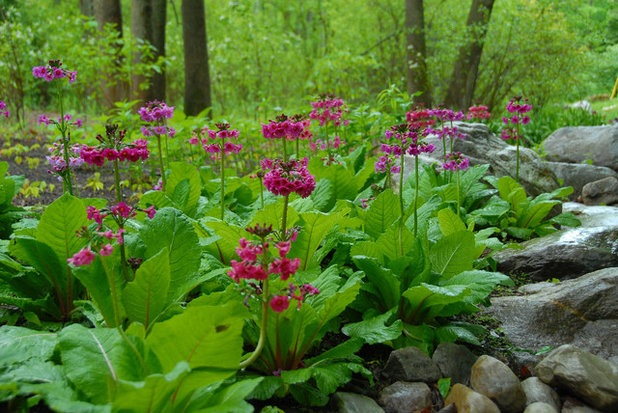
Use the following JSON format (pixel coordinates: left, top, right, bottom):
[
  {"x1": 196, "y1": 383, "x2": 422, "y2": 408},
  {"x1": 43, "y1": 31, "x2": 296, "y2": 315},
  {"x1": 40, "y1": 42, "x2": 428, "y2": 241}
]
[
  {"x1": 79, "y1": 0, "x2": 94, "y2": 17},
  {"x1": 182, "y1": 0, "x2": 212, "y2": 117},
  {"x1": 405, "y1": 0, "x2": 432, "y2": 106},
  {"x1": 131, "y1": 0, "x2": 154, "y2": 103},
  {"x1": 151, "y1": 0, "x2": 166, "y2": 101},
  {"x1": 444, "y1": 0, "x2": 495, "y2": 110},
  {"x1": 93, "y1": 0, "x2": 127, "y2": 107}
]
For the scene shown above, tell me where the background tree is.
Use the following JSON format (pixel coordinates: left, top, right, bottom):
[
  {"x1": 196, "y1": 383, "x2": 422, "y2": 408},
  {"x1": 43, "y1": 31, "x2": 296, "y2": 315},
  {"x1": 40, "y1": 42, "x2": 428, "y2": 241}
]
[
  {"x1": 93, "y1": 0, "x2": 127, "y2": 107},
  {"x1": 405, "y1": 0, "x2": 432, "y2": 106},
  {"x1": 182, "y1": 0, "x2": 212, "y2": 116},
  {"x1": 444, "y1": 0, "x2": 495, "y2": 110},
  {"x1": 130, "y1": 0, "x2": 154, "y2": 103},
  {"x1": 151, "y1": 0, "x2": 166, "y2": 101}
]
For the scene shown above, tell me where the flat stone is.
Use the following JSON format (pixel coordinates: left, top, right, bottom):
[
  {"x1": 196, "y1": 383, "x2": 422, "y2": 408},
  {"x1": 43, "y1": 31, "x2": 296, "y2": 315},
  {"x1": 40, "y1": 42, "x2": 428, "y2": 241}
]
[
  {"x1": 334, "y1": 392, "x2": 385, "y2": 413},
  {"x1": 489, "y1": 268, "x2": 618, "y2": 364},
  {"x1": 383, "y1": 346, "x2": 442, "y2": 383},
  {"x1": 561, "y1": 397, "x2": 603, "y2": 413},
  {"x1": 536, "y1": 345, "x2": 618, "y2": 411},
  {"x1": 522, "y1": 377, "x2": 560, "y2": 411},
  {"x1": 470, "y1": 355, "x2": 526, "y2": 413},
  {"x1": 582, "y1": 176, "x2": 618, "y2": 206},
  {"x1": 378, "y1": 381, "x2": 432, "y2": 413},
  {"x1": 544, "y1": 125, "x2": 618, "y2": 171},
  {"x1": 525, "y1": 402, "x2": 559, "y2": 413},
  {"x1": 493, "y1": 203, "x2": 618, "y2": 281},
  {"x1": 444, "y1": 383, "x2": 500, "y2": 413},
  {"x1": 432, "y1": 342, "x2": 478, "y2": 385},
  {"x1": 546, "y1": 162, "x2": 618, "y2": 201}
]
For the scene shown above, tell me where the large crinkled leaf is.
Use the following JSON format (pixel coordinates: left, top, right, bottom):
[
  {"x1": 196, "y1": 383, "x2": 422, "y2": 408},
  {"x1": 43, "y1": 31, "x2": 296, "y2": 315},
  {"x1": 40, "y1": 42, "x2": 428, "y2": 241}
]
[
  {"x1": 59, "y1": 324, "x2": 146, "y2": 404},
  {"x1": 497, "y1": 176, "x2": 527, "y2": 215},
  {"x1": 437, "y1": 207, "x2": 467, "y2": 236},
  {"x1": 435, "y1": 324, "x2": 482, "y2": 346},
  {"x1": 311, "y1": 178, "x2": 335, "y2": 212},
  {"x1": 200, "y1": 219, "x2": 245, "y2": 265},
  {"x1": 146, "y1": 304, "x2": 243, "y2": 381},
  {"x1": 364, "y1": 189, "x2": 399, "y2": 239},
  {"x1": 73, "y1": 252, "x2": 125, "y2": 328},
  {"x1": 0, "y1": 326, "x2": 57, "y2": 368},
  {"x1": 187, "y1": 377, "x2": 263, "y2": 413},
  {"x1": 402, "y1": 283, "x2": 470, "y2": 324},
  {"x1": 139, "y1": 208, "x2": 201, "y2": 301},
  {"x1": 429, "y1": 230, "x2": 476, "y2": 278},
  {"x1": 10, "y1": 237, "x2": 69, "y2": 304},
  {"x1": 122, "y1": 248, "x2": 170, "y2": 330},
  {"x1": 352, "y1": 256, "x2": 400, "y2": 311},
  {"x1": 250, "y1": 197, "x2": 299, "y2": 229},
  {"x1": 308, "y1": 158, "x2": 358, "y2": 201},
  {"x1": 289, "y1": 210, "x2": 348, "y2": 271},
  {"x1": 519, "y1": 200, "x2": 560, "y2": 228},
  {"x1": 36, "y1": 193, "x2": 88, "y2": 262},
  {"x1": 342, "y1": 310, "x2": 403, "y2": 344},
  {"x1": 440, "y1": 270, "x2": 513, "y2": 303},
  {"x1": 165, "y1": 161, "x2": 202, "y2": 216}
]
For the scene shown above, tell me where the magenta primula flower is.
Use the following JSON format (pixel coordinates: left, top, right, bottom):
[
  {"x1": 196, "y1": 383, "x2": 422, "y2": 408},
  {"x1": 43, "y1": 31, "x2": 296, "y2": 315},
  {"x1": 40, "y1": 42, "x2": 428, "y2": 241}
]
[
  {"x1": 0, "y1": 100, "x2": 8, "y2": 118},
  {"x1": 442, "y1": 152, "x2": 470, "y2": 171},
  {"x1": 466, "y1": 105, "x2": 491, "y2": 120},
  {"x1": 197, "y1": 122, "x2": 242, "y2": 156},
  {"x1": 262, "y1": 114, "x2": 310, "y2": 141},
  {"x1": 32, "y1": 60, "x2": 77, "y2": 84},
  {"x1": 139, "y1": 100, "x2": 176, "y2": 137},
  {"x1": 81, "y1": 124, "x2": 149, "y2": 166},
  {"x1": 270, "y1": 295, "x2": 290, "y2": 313},
  {"x1": 309, "y1": 94, "x2": 349, "y2": 127},
  {"x1": 67, "y1": 247, "x2": 96, "y2": 267},
  {"x1": 262, "y1": 158, "x2": 316, "y2": 198}
]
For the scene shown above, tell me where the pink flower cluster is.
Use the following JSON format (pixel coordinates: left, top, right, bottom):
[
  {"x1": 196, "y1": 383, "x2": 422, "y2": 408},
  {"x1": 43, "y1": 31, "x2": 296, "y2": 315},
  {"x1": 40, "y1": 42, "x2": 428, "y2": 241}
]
[
  {"x1": 0, "y1": 100, "x2": 8, "y2": 118},
  {"x1": 383, "y1": 124, "x2": 436, "y2": 157},
  {"x1": 262, "y1": 114, "x2": 311, "y2": 141},
  {"x1": 228, "y1": 238, "x2": 300, "y2": 284},
  {"x1": 271, "y1": 283, "x2": 320, "y2": 312},
  {"x1": 426, "y1": 108, "x2": 464, "y2": 123},
  {"x1": 196, "y1": 123, "x2": 242, "y2": 155},
  {"x1": 141, "y1": 125, "x2": 176, "y2": 138},
  {"x1": 442, "y1": 152, "x2": 470, "y2": 171},
  {"x1": 425, "y1": 126, "x2": 465, "y2": 141},
  {"x1": 310, "y1": 135, "x2": 345, "y2": 152},
  {"x1": 360, "y1": 197, "x2": 376, "y2": 209},
  {"x1": 309, "y1": 95, "x2": 350, "y2": 127},
  {"x1": 81, "y1": 139, "x2": 149, "y2": 166},
  {"x1": 46, "y1": 143, "x2": 83, "y2": 177},
  {"x1": 32, "y1": 60, "x2": 77, "y2": 83},
  {"x1": 68, "y1": 222, "x2": 130, "y2": 267},
  {"x1": 501, "y1": 97, "x2": 532, "y2": 141},
  {"x1": 138, "y1": 100, "x2": 174, "y2": 122},
  {"x1": 87, "y1": 202, "x2": 155, "y2": 229},
  {"x1": 38, "y1": 113, "x2": 82, "y2": 128},
  {"x1": 466, "y1": 105, "x2": 491, "y2": 120},
  {"x1": 263, "y1": 158, "x2": 316, "y2": 198},
  {"x1": 375, "y1": 154, "x2": 399, "y2": 174}
]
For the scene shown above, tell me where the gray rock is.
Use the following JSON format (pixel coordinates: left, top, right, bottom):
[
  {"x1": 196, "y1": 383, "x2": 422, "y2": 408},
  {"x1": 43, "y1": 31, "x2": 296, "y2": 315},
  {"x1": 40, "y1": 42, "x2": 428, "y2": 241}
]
[
  {"x1": 383, "y1": 346, "x2": 442, "y2": 383},
  {"x1": 489, "y1": 268, "x2": 618, "y2": 364},
  {"x1": 544, "y1": 125, "x2": 618, "y2": 171},
  {"x1": 432, "y1": 342, "x2": 478, "y2": 385},
  {"x1": 546, "y1": 162, "x2": 618, "y2": 200},
  {"x1": 582, "y1": 176, "x2": 618, "y2": 206},
  {"x1": 537, "y1": 345, "x2": 618, "y2": 412},
  {"x1": 399, "y1": 122, "x2": 559, "y2": 196},
  {"x1": 444, "y1": 383, "x2": 500, "y2": 413},
  {"x1": 493, "y1": 203, "x2": 618, "y2": 281},
  {"x1": 522, "y1": 377, "x2": 561, "y2": 410},
  {"x1": 561, "y1": 398, "x2": 602, "y2": 413},
  {"x1": 378, "y1": 381, "x2": 432, "y2": 413},
  {"x1": 525, "y1": 402, "x2": 559, "y2": 413},
  {"x1": 334, "y1": 392, "x2": 385, "y2": 413},
  {"x1": 470, "y1": 355, "x2": 526, "y2": 413}
]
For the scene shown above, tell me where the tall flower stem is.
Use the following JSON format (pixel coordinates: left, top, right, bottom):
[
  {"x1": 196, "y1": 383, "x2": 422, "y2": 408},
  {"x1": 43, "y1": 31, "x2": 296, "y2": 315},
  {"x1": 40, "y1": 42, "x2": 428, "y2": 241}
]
[
  {"x1": 398, "y1": 150, "x2": 405, "y2": 255},
  {"x1": 282, "y1": 138, "x2": 288, "y2": 162},
  {"x1": 281, "y1": 194, "x2": 289, "y2": 235},
  {"x1": 57, "y1": 83, "x2": 74, "y2": 196},
  {"x1": 414, "y1": 155, "x2": 419, "y2": 238},
  {"x1": 220, "y1": 141, "x2": 226, "y2": 221},
  {"x1": 156, "y1": 135, "x2": 167, "y2": 190},
  {"x1": 259, "y1": 176, "x2": 264, "y2": 209},
  {"x1": 515, "y1": 137, "x2": 519, "y2": 183},
  {"x1": 113, "y1": 159, "x2": 130, "y2": 282},
  {"x1": 325, "y1": 124, "x2": 331, "y2": 164},
  {"x1": 295, "y1": 136, "x2": 300, "y2": 159},
  {"x1": 239, "y1": 278, "x2": 269, "y2": 369},
  {"x1": 456, "y1": 169, "x2": 461, "y2": 217}
]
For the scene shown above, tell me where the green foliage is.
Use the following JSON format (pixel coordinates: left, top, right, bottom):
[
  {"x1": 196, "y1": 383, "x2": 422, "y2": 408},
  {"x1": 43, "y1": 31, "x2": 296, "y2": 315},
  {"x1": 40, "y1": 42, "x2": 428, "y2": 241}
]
[{"x1": 0, "y1": 161, "x2": 24, "y2": 239}]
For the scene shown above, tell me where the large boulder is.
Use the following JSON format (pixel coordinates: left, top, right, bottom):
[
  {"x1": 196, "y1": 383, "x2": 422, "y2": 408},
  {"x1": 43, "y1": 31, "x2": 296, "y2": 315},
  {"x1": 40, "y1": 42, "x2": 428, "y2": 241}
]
[
  {"x1": 488, "y1": 268, "x2": 618, "y2": 364},
  {"x1": 382, "y1": 346, "x2": 442, "y2": 383},
  {"x1": 378, "y1": 381, "x2": 432, "y2": 413},
  {"x1": 399, "y1": 122, "x2": 559, "y2": 196},
  {"x1": 546, "y1": 162, "x2": 618, "y2": 201},
  {"x1": 582, "y1": 176, "x2": 618, "y2": 206},
  {"x1": 493, "y1": 203, "x2": 618, "y2": 281},
  {"x1": 444, "y1": 383, "x2": 500, "y2": 413},
  {"x1": 536, "y1": 345, "x2": 618, "y2": 412},
  {"x1": 470, "y1": 355, "x2": 527, "y2": 413},
  {"x1": 543, "y1": 125, "x2": 618, "y2": 171}
]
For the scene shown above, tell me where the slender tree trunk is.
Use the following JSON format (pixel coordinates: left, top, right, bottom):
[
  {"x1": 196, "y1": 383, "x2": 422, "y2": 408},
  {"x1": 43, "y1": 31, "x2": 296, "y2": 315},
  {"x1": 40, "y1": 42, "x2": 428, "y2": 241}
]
[
  {"x1": 79, "y1": 0, "x2": 94, "y2": 17},
  {"x1": 151, "y1": 0, "x2": 167, "y2": 101},
  {"x1": 444, "y1": 0, "x2": 495, "y2": 110},
  {"x1": 93, "y1": 0, "x2": 128, "y2": 107},
  {"x1": 131, "y1": 0, "x2": 154, "y2": 104},
  {"x1": 405, "y1": 0, "x2": 432, "y2": 106},
  {"x1": 182, "y1": 0, "x2": 212, "y2": 116}
]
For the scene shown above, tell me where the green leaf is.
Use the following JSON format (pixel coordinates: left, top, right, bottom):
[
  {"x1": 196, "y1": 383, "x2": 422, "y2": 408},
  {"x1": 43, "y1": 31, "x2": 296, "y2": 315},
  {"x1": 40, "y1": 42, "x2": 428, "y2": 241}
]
[
  {"x1": 200, "y1": 219, "x2": 246, "y2": 265},
  {"x1": 165, "y1": 162, "x2": 202, "y2": 216},
  {"x1": 435, "y1": 324, "x2": 482, "y2": 346},
  {"x1": 352, "y1": 256, "x2": 400, "y2": 311},
  {"x1": 429, "y1": 231, "x2": 476, "y2": 278},
  {"x1": 365, "y1": 189, "x2": 399, "y2": 239},
  {"x1": 497, "y1": 176, "x2": 527, "y2": 214},
  {"x1": 139, "y1": 208, "x2": 201, "y2": 301},
  {"x1": 342, "y1": 311, "x2": 403, "y2": 344},
  {"x1": 402, "y1": 284, "x2": 469, "y2": 323},
  {"x1": 289, "y1": 211, "x2": 347, "y2": 270},
  {"x1": 146, "y1": 304, "x2": 243, "y2": 382},
  {"x1": 518, "y1": 200, "x2": 559, "y2": 228},
  {"x1": 437, "y1": 208, "x2": 467, "y2": 236},
  {"x1": 59, "y1": 324, "x2": 145, "y2": 404},
  {"x1": 311, "y1": 178, "x2": 335, "y2": 212},
  {"x1": 36, "y1": 193, "x2": 88, "y2": 262},
  {"x1": 122, "y1": 248, "x2": 170, "y2": 330},
  {"x1": 441, "y1": 270, "x2": 513, "y2": 303},
  {"x1": 0, "y1": 326, "x2": 57, "y2": 369},
  {"x1": 549, "y1": 212, "x2": 581, "y2": 227},
  {"x1": 189, "y1": 377, "x2": 263, "y2": 413},
  {"x1": 250, "y1": 197, "x2": 299, "y2": 229},
  {"x1": 438, "y1": 377, "x2": 451, "y2": 399}
]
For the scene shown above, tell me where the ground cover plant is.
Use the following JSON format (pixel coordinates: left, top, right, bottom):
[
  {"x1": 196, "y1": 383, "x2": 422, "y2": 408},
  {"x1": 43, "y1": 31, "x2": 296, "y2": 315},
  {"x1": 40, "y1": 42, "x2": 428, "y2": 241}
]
[{"x1": 0, "y1": 0, "x2": 614, "y2": 410}]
